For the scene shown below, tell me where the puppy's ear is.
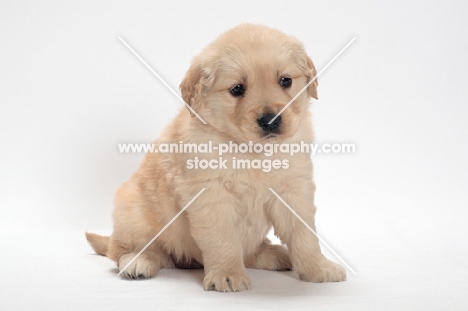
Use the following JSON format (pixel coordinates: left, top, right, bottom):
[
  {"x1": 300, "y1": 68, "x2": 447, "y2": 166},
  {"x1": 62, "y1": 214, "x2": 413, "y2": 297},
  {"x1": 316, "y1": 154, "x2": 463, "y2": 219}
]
[
  {"x1": 306, "y1": 56, "x2": 319, "y2": 100},
  {"x1": 180, "y1": 60, "x2": 211, "y2": 117}
]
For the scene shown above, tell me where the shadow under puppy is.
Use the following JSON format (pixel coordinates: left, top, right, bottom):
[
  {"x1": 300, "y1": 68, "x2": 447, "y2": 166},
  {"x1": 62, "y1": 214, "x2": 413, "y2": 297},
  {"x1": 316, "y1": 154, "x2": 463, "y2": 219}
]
[{"x1": 86, "y1": 23, "x2": 346, "y2": 292}]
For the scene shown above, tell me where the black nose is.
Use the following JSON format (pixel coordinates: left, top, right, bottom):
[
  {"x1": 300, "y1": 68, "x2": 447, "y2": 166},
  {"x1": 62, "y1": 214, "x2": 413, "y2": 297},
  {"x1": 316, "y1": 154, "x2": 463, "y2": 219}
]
[{"x1": 257, "y1": 114, "x2": 281, "y2": 134}]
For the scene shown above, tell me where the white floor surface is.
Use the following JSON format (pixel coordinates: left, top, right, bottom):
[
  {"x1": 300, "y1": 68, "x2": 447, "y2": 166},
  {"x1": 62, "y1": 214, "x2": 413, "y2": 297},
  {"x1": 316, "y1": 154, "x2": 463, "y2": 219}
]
[{"x1": 2, "y1": 216, "x2": 466, "y2": 310}]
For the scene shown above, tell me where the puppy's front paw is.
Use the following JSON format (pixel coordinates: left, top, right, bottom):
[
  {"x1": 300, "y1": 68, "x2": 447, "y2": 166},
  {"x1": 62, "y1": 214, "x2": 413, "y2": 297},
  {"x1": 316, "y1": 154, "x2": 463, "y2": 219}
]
[
  {"x1": 203, "y1": 270, "x2": 252, "y2": 292},
  {"x1": 299, "y1": 259, "x2": 346, "y2": 283},
  {"x1": 118, "y1": 253, "x2": 158, "y2": 279}
]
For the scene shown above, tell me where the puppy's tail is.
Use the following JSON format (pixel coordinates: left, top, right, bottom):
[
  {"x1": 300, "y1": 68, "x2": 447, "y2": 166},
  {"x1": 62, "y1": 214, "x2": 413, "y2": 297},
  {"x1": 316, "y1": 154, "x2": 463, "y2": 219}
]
[{"x1": 85, "y1": 232, "x2": 110, "y2": 256}]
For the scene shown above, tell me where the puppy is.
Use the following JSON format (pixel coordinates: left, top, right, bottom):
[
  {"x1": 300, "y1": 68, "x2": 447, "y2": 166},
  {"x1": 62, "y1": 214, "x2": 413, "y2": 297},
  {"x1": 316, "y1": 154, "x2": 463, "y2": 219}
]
[{"x1": 86, "y1": 23, "x2": 346, "y2": 292}]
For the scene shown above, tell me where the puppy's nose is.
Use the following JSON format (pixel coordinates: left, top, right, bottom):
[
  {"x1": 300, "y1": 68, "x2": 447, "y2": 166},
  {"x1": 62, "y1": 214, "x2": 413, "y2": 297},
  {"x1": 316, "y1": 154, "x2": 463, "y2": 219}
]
[{"x1": 257, "y1": 114, "x2": 281, "y2": 133}]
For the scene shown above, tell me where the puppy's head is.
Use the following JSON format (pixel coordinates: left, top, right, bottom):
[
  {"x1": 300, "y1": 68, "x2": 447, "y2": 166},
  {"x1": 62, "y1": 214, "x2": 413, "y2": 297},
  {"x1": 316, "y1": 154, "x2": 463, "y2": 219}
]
[{"x1": 180, "y1": 24, "x2": 318, "y2": 142}]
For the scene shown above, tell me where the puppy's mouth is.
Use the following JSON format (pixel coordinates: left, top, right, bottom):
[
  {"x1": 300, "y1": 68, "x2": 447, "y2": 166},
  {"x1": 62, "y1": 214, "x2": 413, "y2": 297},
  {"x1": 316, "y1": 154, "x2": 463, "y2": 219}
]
[{"x1": 261, "y1": 132, "x2": 280, "y2": 140}]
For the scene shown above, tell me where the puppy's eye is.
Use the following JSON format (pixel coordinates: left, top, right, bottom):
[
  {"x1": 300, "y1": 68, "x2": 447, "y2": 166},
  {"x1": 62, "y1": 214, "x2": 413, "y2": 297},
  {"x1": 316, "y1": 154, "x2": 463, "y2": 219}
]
[
  {"x1": 230, "y1": 84, "x2": 245, "y2": 97},
  {"x1": 279, "y1": 77, "x2": 292, "y2": 89}
]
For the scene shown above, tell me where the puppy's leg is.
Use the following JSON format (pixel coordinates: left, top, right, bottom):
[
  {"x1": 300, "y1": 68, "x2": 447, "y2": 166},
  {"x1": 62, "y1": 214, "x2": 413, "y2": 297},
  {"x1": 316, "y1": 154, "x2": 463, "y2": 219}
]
[
  {"x1": 245, "y1": 239, "x2": 292, "y2": 271},
  {"x1": 111, "y1": 182, "x2": 174, "y2": 279},
  {"x1": 186, "y1": 192, "x2": 252, "y2": 292},
  {"x1": 268, "y1": 181, "x2": 346, "y2": 282}
]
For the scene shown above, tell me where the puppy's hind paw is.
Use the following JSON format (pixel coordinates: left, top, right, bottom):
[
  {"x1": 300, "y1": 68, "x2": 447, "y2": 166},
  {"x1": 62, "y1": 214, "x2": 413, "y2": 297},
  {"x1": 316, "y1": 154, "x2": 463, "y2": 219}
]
[
  {"x1": 245, "y1": 244, "x2": 292, "y2": 271},
  {"x1": 118, "y1": 253, "x2": 158, "y2": 279},
  {"x1": 299, "y1": 259, "x2": 346, "y2": 283}
]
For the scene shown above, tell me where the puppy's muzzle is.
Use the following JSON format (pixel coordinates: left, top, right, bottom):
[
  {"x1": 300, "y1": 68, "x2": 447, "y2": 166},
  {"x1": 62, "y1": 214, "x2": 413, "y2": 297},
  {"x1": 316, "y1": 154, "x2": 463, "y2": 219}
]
[{"x1": 257, "y1": 113, "x2": 282, "y2": 135}]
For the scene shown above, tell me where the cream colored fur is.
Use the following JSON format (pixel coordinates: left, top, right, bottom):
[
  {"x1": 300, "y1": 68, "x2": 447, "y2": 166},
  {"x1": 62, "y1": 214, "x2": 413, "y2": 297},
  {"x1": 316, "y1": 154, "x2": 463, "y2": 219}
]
[{"x1": 86, "y1": 24, "x2": 346, "y2": 292}]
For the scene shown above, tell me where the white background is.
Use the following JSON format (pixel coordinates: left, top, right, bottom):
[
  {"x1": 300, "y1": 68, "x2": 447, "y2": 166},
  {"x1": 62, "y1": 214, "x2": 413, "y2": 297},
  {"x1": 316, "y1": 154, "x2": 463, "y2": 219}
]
[{"x1": 1, "y1": 0, "x2": 467, "y2": 310}]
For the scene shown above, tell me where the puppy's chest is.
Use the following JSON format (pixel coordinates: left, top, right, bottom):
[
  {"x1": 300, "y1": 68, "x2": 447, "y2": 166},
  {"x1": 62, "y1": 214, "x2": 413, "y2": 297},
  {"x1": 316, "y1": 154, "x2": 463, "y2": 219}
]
[{"x1": 221, "y1": 171, "x2": 272, "y2": 219}]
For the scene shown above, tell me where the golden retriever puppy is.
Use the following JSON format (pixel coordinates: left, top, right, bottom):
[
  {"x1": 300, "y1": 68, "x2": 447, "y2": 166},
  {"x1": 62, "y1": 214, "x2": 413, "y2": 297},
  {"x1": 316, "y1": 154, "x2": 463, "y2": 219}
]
[{"x1": 86, "y1": 23, "x2": 346, "y2": 292}]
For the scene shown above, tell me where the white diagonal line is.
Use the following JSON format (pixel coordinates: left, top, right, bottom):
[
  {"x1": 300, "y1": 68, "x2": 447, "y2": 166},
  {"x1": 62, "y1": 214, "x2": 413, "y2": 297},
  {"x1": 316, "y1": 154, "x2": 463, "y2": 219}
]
[
  {"x1": 118, "y1": 36, "x2": 207, "y2": 125},
  {"x1": 268, "y1": 188, "x2": 357, "y2": 275},
  {"x1": 117, "y1": 188, "x2": 206, "y2": 276},
  {"x1": 269, "y1": 37, "x2": 356, "y2": 124}
]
